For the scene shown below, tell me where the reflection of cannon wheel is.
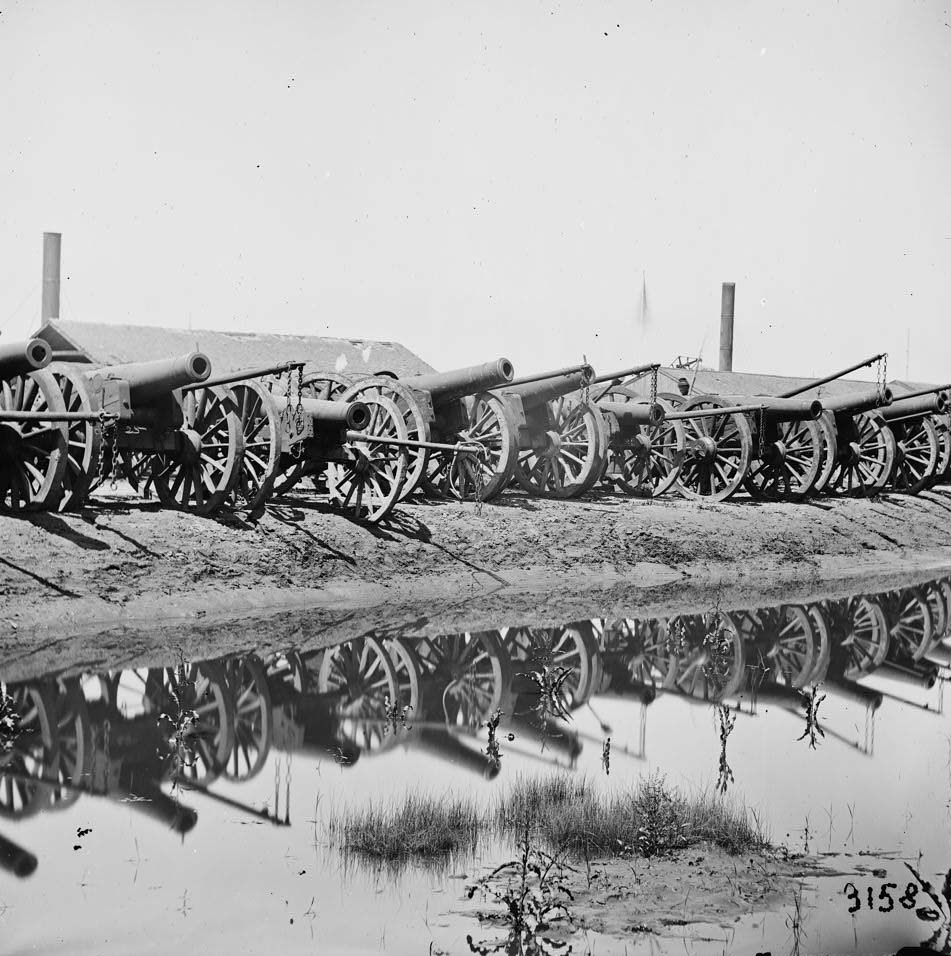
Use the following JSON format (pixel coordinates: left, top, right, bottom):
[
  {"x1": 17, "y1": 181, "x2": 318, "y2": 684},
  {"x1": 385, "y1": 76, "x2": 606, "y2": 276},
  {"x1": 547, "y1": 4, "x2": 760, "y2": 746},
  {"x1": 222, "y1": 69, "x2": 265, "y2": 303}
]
[
  {"x1": 662, "y1": 613, "x2": 746, "y2": 701},
  {"x1": 317, "y1": 638, "x2": 399, "y2": 752},
  {"x1": 508, "y1": 624, "x2": 600, "y2": 709},
  {"x1": 0, "y1": 683, "x2": 58, "y2": 818},
  {"x1": 47, "y1": 678, "x2": 94, "y2": 810},
  {"x1": 887, "y1": 587, "x2": 934, "y2": 663},
  {"x1": 101, "y1": 663, "x2": 235, "y2": 785},
  {"x1": 415, "y1": 632, "x2": 513, "y2": 728},
  {"x1": 842, "y1": 596, "x2": 890, "y2": 679},
  {"x1": 224, "y1": 656, "x2": 272, "y2": 782},
  {"x1": 921, "y1": 581, "x2": 948, "y2": 652},
  {"x1": 608, "y1": 618, "x2": 677, "y2": 689},
  {"x1": 265, "y1": 650, "x2": 308, "y2": 693},
  {"x1": 384, "y1": 639, "x2": 423, "y2": 717},
  {"x1": 740, "y1": 605, "x2": 815, "y2": 689},
  {"x1": 804, "y1": 604, "x2": 832, "y2": 684},
  {"x1": 939, "y1": 579, "x2": 951, "y2": 640}
]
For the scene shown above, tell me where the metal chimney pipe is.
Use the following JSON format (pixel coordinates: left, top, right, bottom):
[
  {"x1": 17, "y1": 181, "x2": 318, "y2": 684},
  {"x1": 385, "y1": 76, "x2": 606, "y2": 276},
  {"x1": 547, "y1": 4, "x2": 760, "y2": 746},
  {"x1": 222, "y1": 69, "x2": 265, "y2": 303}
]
[
  {"x1": 719, "y1": 282, "x2": 735, "y2": 372},
  {"x1": 41, "y1": 232, "x2": 61, "y2": 323}
]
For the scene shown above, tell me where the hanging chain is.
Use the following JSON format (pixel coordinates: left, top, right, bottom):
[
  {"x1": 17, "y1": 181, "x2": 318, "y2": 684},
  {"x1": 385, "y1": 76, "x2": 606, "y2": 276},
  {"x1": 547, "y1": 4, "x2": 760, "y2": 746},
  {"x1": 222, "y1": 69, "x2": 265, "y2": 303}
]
[
  {"x1": 756, "y1": 406, "x2": 766, "y2": 459},
  {"x1": 472, "y1": 449, "x2": 484, "y2": 516},
  {"x1": 649, "y1": 366, "x2": 658, "y2": 406},
  {"x1": 295, "y1": 364, "x2": 305, "y2": 432},
  {"x1": 876, "y1": 353, "x2": 888, "y2": 403},
  {"x1": 581, "y1": 355, "x2": 590, "y2": 406}
]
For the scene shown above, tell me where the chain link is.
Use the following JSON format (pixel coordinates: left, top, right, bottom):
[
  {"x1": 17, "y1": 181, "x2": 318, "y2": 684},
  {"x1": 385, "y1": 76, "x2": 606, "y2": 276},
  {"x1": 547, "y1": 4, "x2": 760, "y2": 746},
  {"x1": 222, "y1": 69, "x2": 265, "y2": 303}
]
[
  {"x1": 580, "y1": 355, "x2": 590, "y2": 406},
  {"x1": 876, "y1": 353, "x2": 888, "y2": 404},
  {"x1": 649, "y1": 367, "x2": 658, "y2": 406},
  {"x1": 295, "y1": 364, "x2": 305, "y2": 432},
  {"x1": 756, "y1": 406, "x2": 765, "y2": 460}
]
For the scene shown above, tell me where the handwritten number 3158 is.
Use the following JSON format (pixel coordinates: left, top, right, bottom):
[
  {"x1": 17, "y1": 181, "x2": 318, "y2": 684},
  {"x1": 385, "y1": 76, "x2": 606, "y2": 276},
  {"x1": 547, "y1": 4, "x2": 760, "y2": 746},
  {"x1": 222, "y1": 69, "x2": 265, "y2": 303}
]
[{"x1": 843, "y1": 882, "x2": 918, "y2": 913}]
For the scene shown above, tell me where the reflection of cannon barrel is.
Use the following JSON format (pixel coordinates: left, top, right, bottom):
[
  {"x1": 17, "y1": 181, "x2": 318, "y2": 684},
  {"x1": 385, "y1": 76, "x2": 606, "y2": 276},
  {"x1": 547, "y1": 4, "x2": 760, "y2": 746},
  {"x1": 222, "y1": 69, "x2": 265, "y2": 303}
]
[
  {"x1": 114, "y1": 776, "x2": 197, "y2": 834},
  {"x1": 412, "y1": 728, "x2": 500, "y2": 779},
  {"x1": 879, "y1": 392, "x2": 948, "y2": 420},
  {"x1": 508, "y1": 713, "x2": 581, "y2": 759},
  {"x1": 0, "y1": 338, "x2": 53, "y2": 379},
  {"x1": 0, "y1": 832, "x2": 38, "y2": 878},
  {"x1": 403, "y1": 359, "x2": 515, "y2": 404},
  {"x1": 89, "y1": 352, "x2": 212, "y2": 405},
  {"x1": 272, "y1": 394, "x2": 371, "y2": 430},
  {"x1": 876, "y1": 659, "x2": 939, "y2": 690},
  {"x1": 822, "y1": 387, "x2": 894, "y2": 416},
  {"x1": 925, "y1": 642, "x2": 951, "y2": 668},
  {"x1": 825, "y1": 676, "x2": 883, "y2": 710},
  {"x1": 744, "y1": 682, "x2": 804, "y2": 709},
  {"x1": 714, "y1": 395, "x2": 824, "y2": 421},
  {"x1": 501, "y1": 365, "x2": 595, "y2": 408},
  {"x1": 598, "y1": 399, "x2": 666, "y2": 428}
]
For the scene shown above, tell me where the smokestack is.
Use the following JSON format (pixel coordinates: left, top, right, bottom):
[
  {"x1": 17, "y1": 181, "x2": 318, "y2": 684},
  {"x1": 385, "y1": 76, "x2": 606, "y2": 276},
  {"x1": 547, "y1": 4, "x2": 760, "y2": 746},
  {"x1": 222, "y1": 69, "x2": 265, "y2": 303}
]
[
  {"x1": 719, "y1": 282, "x2": 735, "y2": 372},
  {"x1": 41, "y1": 232, "x2": 61, "y2": 324}
]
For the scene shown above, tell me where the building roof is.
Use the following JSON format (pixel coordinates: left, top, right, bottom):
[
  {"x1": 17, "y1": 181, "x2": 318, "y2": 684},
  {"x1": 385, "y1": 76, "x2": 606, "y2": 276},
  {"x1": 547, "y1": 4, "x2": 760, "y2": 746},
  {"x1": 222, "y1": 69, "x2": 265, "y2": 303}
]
[{"x1": 33, "y1": 319, "x2": 436, "y2": 377}]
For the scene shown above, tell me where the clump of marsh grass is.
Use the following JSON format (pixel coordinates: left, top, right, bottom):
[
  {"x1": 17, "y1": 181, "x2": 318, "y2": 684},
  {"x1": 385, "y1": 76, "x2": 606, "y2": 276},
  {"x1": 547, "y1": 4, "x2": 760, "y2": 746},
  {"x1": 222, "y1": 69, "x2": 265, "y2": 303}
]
[
  {"x1": 327, "y1": 792, "x2": 482, "y2": 862},
  {"x1": 498, "y1": 772, "x2": 769, "y2": 858}
]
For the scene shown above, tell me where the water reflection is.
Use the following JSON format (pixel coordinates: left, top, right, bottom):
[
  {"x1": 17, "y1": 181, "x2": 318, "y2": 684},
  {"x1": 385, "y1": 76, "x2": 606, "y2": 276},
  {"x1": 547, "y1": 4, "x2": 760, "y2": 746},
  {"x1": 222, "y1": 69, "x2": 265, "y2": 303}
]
[{"x1": 1, "y1": 573, "x2": 949, "y2": 881}]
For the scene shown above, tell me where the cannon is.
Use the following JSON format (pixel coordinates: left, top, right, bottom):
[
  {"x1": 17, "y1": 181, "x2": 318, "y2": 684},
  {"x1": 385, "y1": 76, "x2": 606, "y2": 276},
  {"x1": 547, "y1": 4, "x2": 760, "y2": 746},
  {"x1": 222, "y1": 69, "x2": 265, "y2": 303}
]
[
  {"x1": 492, "y1": 363, "x2": 608, "y2": 498},
  {"x1": 42, "y1": 351, "x2": 248, "y2": 514},
  {"x1": 874, "y1": 385, "x2": 949, "y2": 495},
  {"x1": 302, "y1": 359, "x2": 519, "y2": 503},
  {"x1": 775, "y1": 354, "x2": 895, "y2": 496},
  {"x1": 0, "y1": 337, "x2": 69, "y2": 511}
]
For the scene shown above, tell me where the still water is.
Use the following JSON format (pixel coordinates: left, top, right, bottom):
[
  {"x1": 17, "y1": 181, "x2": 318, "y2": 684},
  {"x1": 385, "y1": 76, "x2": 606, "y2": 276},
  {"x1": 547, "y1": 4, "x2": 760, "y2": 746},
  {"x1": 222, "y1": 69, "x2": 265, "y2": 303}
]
[{"x1": 2, "y1": 571, "x2": 950, "y2": 955}]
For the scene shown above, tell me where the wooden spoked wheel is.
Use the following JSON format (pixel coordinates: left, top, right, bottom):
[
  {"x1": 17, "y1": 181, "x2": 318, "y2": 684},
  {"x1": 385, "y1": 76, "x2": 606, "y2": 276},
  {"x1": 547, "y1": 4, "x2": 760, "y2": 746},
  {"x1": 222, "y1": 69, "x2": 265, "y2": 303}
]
[
  {"x1": 827, "y1": 412, "x2": 897, "y2": 497},
  {"x1": 0, "y1": 682, "x2": 58, "y2": 818},
  {"x1": 325, "y1": 394, "x2": 408, "y2": 523},
  {"x1": 744, "y1": 419, "x2": 822, "y2": 501},
  {"x1": 230, "y1": 381, "x2": 282, "y2": 511},
  {"x1": 887, "y1": 587, "x2": 934, "y2": 662},
  {"x1": 762, "y1": 606, "x2": 816, "y2": 689},
  {"x1": 934, "y1": 412, "x2": 951, "y2": 482},
  {"x1": 661, "y1": 612, "x2": 746, "y2": 701},
  {"x1": 340, "y1": 378, "x2": 429, "y2": 500},
  {"x1": 841, "y1": 596, "x2": 890, "y2": 679},
  {"x1": 317, "y1": 638, "x2": 399, "y2": 753},
  {"x1": 888, "y1": 416, "x2": 939, "y2": 495},
  {"x1": 674, "y1": 398, "x2": 752, "y2": 503},
  {"x1": 382, "y1": 639, "x2": 423, "y2": 744},
  {"x1": 600, "y1": 392, "x2": 686, "y2": 498},
  {"x1": 514, "y1": 398, "x2": 607, "y2": 499},
  {"x1": 935, "y1": 578, "x2": 951, "y2": 642},
  {"x1": 425, "y1": 392, "x2": 518, "y2": 502},
  {"x1": 604, "y1": 618, "x2": 677, "y2": 691},
  {"x1": 0, "y1": 370, "x2": 68, "y2": 512},
  {"x1": 803, "y1": 604, "x2": 832, "y2": 684},
  {"x1": 223, "y1": 655, "x2": 273, "y2": 782},
  {"x1": 46, "y1": 678, "x2": 94, "y2": 810},
  {"x1": 811, "y1": 412, "x2": 839, "y2": 494},
  {"x1": 151, "y1": 385, "x2": 243, "y2": 514},
  {"x1": 508, "y1": 624, "x2": 601, "y2": 711},
  {"x1": 414, "y1": 632, "x2": 514, "y2": 729},
  {"x1": 921, "y1": 581, "x2": 947, "y2": 653},
  {"x1": 300, "y1": 372, "x2": 353, "y2": 401},
  {"x1": 49, "y1": 364, "x2": 100, "y2": 512}
]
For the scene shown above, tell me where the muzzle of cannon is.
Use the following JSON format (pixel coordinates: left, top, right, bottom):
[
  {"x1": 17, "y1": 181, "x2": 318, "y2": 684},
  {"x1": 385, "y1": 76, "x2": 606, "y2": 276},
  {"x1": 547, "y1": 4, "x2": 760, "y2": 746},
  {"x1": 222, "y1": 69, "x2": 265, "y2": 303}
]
[
  {"x1": 403, "y1": 358, "x2": 515, "y2": 405},
  {"x1": 598, "y1": 399, "x2": 666, "y2": 428},
  {"x1": 88, "y1": 352, "x2": 212, "y2": 414},
  {"x1": 0, "y1": 832, "x2": 38, "y2": 878},
  {"x1": 113, "y1": 775, "x2": 198, "y2": 835},
  {"x1": 500, "y1": 364, "x2": 595, "y2": 409},
  {"x1": 0, "y1": 338, "x2": 52, "y2": 379},
  {"x1": 271, "y1": 394, "x2": 371, "y2": 431},
  {"x1": 879, "y1": 391, "x2": 948, "y2": 421}
]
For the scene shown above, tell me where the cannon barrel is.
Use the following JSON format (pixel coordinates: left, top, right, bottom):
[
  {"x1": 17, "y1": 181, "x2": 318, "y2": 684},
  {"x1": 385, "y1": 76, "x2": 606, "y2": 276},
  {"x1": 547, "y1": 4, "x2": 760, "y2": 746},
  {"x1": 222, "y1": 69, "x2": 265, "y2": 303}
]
[
  {"x1": 0, "y1": 832, "x2": 37, "y2": 878},
  {"x1": 403, "y1": 358, "x2": 515, "y2": 404},
  {"x1": 777, "y1": 354, "x2": 887, "y2": 399},
  {"x1": 821, "y1": 386, "x2": 893, "y2": 416},
  {"x1": 598, "y1": 400, "x2": 666, "y2": 428},
  {"x1": 0, "y1": 338, "x2": 52, "y2": 380},
  {"x1": 411, "y1": 727, "x2": 501, "y2": 779},
  {"x1": 272, "y1": 394, "x2": 371, "y2": 430},
  {"x1": 90, "y1": 352, "x2": 211, "y2": 405},
  {"x1": 714, "y1": 395, "x2": 823, "y2": 421},
  {"x1": 879, "y1": 392, "x2": 947, "y2": 421},
  {"x1": 114, "y1": 776, "x2": 198, "y2": 834},
  {"x1": 925, "y1": 642, "x2": 951, "y2": 668},
  {"x1": 500, "y1": 364, "x2": 595, "y2": 408}
]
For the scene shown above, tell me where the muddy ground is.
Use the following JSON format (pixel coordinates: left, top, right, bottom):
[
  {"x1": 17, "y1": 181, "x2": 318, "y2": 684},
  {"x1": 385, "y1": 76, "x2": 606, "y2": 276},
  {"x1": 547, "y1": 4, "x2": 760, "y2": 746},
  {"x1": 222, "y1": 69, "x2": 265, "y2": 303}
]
[{"x1": 2, "y1": 485, "x2": 951, "y2": 680}]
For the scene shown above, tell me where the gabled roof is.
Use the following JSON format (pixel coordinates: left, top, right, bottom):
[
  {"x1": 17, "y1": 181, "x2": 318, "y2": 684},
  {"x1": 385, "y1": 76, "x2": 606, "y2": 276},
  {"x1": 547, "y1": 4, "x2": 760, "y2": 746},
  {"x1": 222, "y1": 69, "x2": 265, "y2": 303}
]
[{"x1": 34, "y1": 320, "x2": 436, "y2": 377}]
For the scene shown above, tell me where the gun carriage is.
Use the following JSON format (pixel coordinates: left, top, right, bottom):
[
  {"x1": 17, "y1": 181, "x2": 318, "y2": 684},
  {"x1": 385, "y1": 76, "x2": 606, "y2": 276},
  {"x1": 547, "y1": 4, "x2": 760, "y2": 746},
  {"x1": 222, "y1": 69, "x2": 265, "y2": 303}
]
[{"x1": 874, "y1": 385, "x2": 949, "y2": 495}]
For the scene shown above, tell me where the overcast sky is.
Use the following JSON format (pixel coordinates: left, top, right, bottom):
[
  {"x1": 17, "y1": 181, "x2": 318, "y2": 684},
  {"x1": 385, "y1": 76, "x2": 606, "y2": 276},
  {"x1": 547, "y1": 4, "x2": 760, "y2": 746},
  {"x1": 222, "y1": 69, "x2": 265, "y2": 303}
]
[{"x1": 1, "y1": 0, "x2": 949, "y2": 381}]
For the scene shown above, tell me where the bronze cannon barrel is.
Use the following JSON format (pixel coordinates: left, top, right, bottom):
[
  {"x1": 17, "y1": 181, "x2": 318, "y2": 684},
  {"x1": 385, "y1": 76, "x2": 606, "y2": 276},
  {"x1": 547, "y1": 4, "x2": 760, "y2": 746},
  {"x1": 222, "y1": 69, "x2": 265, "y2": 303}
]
[
  {"x1": 403, "y1": 358, "x2": 515, "y2": 403},
  {"x1": 598, "y1": 399, "x2": 666, "y2": 428},
  {"x1": 500, "y1": 364, "x2": 595, "y2": 409},
  {"x1": 0, "y1": 338, "x2": 52, "y2": 379},
  {"x1": 822, "y1": 386, "x2": 893, "y2": 416},
  {"x1": 879, "y1": 391, "x2": 948, "y2": 421},
  {"x1": 272, "y1": 394, "x2": 371, "y2": 430},
  {"x1": 90, "y1": 352, "x2": 212, "y2": 405},
  {"x1": 714, "y1": 396, "x2": 823, "y2": 421},
  {"x1": 0, "y1": 832, "x2": 38, "y2": 878}
]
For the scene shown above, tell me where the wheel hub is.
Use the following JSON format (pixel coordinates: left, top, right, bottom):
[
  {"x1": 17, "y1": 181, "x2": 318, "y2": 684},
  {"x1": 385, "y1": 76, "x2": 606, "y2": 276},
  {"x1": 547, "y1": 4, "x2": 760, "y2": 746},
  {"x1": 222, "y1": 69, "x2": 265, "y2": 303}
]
[
  {"x1": 541, "y1": 430, "x2": 563, "y2": 458},
  {"x1": 763, "y1": 440, "x2": 787, "y2": 466},
  {"x1": 0, "y1": 423, "x2": 23, "y2": 457},
  {"x1": 689, "y1": 436, "x2": 718, "y2": 461}
]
